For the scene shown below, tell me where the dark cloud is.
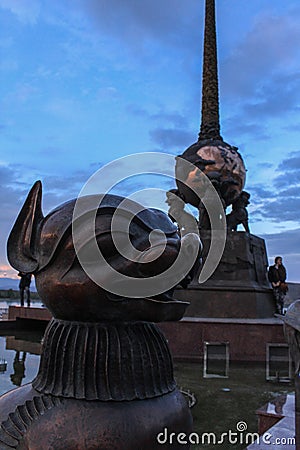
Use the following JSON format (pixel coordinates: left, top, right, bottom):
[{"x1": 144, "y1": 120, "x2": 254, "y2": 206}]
[
  {"x1": 223, "y1": 118, "x2": 270, "y2": 141},
  {"x1": 247, "y1": 185, "x2": 274, "y2": 200},
  {"x1": 256, "y1": 197, "x2": 300, "y2": 222},
  {"x1": 0, "y1": 161, "x2": 119, "y2": 272},
  {"x1": 247, "y1": 151, "x2": 300, "y2": 225},
  {"x1": 43, "y1": 170, "x2": 93, "y2": 192},
  {"x1": 150, "y1": 112, "x2": 189, "y2": 129},
  {"x1": 261, "y1": 229, "x2": 300, "y2": 282},
  {"x1": 0, "y1": 165, "x2": 34, "y2": 273},
  {"x1": 40, "y1": 163, "x2": 112, "y2": 212},
  {"x1": 0, "y1": 166, "x2": 29, "y2": 218},
  {"x1": 0, "y1": 164, "x2": 101, "y2": 270},
  {"x1": 242, "y1": 72, "x2": 300, "y2": 119},
  {"x1": 262, "y1": 228, "x2": 300, "y2": 256},
  {"x1": 221, "y1": 11, "x2": 300, "y2": 99},
  {"x1": 279, "y1": 186, "x2": 300, "y2": 198},
  {"x1": 273, "y1": 150, "x2": 300, "y2": 188},
  {"x1": 149, "y1": 128, "x2": 195, "y2": 149},
  {"x1": 277, "y1": 151, "x2": 300, "y2": 171},
  {"x1": 257, "y1": 162, "x2": 274, "y2": 169},
  {"x1": 250, "y1": 181, "x2": 299, "y2": 225},
  {"x1": 127, "y1": 105, "x2": 189, "y2": 129},
  {"x1": 220, "y1": 8, "x2": 300, "y2": 135},
  {"x1": 79, "y1": 0, "x2": 201, "y2": 53},
  {"x1": 275, "y1": 171, "x2": 300, "y2": 188}
]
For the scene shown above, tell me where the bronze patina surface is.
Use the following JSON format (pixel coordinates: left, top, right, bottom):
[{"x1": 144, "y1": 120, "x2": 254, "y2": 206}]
[{"x1": 0, "y1": 181, "x2": 195, "y2": 449}]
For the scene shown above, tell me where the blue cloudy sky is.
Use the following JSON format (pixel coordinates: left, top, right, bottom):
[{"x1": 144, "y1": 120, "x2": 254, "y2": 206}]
[{"x1": 0, "y1": 0, "x2": 300, "y2": 282}]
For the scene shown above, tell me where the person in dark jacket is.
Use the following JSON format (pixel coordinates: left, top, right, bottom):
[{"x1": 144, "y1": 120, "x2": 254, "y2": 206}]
[
  {"x1": 18, "y1": 272, "x2": 32, "y2": 307},
  {"x1": 268, "y1": 256, "x2": 287, "y2": 315}
]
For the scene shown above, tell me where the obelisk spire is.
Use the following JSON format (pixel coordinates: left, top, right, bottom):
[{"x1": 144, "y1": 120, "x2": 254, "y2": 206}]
[{"x1": 199, "y1": 0, "x2": 222, "y2": 141}]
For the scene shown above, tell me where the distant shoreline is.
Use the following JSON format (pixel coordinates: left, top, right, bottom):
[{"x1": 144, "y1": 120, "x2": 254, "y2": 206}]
[{"x1": 0, "y1": 289, "x2": 40, "y2": 300}]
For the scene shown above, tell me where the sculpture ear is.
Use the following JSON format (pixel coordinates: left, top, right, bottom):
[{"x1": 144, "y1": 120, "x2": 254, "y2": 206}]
[{"x1": 7, "y1": 181, "x2": 44, "y2": 273}]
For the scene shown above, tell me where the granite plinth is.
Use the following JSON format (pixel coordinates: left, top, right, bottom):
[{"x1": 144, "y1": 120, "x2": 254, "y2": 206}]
[
  {"x1": 176, "y1": 285, "x2": 275, "y2": 319},
  {"x1": 159, "y1": 317, "x2": 285, "y2": 362},
  {"x1": 177, "y1": 231, "x2": 275, "y2": 319}
]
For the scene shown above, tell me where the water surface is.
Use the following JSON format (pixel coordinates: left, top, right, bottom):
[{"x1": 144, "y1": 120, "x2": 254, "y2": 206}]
[{"x1": 0, "y1": 335, "x2": 294, "y2": 449}]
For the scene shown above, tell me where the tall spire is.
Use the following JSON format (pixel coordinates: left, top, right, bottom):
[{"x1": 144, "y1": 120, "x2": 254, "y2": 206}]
[{"x1": 199, "y1": 0, "x2": 222, "y2": 141}]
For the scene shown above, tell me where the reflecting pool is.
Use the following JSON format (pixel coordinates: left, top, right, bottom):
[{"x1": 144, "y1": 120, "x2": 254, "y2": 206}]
[
  {"x1": 0, "y1": 334, "x2": 295, "y2": 450},
  {"x1": 0, "y1": 333, "x2": 42, "y2": 396}
]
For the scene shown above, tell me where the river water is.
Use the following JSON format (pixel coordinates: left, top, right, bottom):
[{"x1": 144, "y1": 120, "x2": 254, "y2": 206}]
[
  {"x1": 0, "y1": 329, "x2": 294, "y2": 449},
  {"x1": 0, "y1": 297, "x2": 295, "y2": 449}
]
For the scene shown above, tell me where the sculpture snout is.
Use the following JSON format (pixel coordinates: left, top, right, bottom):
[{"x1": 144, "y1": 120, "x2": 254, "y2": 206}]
[
  {"x1": 137, "y1": 238, "x2": 180, "y2": 276},
  {"x1": 137, "y1": 232, "x2": 201, "y2": 278}
]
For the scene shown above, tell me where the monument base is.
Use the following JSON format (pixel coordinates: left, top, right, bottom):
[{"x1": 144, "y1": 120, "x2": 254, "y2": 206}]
[
  {"x1": 178, "y1": 230, "x2": 276, "y2": 319},
  {"x1": 175, "y1": 285, "x2": 275, "y2": 319},
  {"x1": 159, "y1": 316, "x2": 284, "y2": 362}
]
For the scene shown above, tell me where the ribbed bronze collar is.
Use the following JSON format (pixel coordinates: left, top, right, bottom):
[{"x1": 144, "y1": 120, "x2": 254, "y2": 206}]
[{"x1": 33, "y1": 319, "x2": 175, "y2": 401}]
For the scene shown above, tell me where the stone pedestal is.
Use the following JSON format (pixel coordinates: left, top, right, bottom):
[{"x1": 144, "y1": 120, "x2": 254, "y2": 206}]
[{"x1": 176, "y1": 231, "x2": 275, "y2": 319}]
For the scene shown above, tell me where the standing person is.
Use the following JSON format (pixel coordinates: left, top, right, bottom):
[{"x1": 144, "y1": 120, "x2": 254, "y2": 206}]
[
  {"x1": 268, "y1": 256, "x2": 288, "y2": 315},
  {"x1": 17, "y1": 272, "x2": 32, "y2": 307}
]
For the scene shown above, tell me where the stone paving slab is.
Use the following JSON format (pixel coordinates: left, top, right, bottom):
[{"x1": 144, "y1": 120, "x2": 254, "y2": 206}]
[{"x1": 247, "y1": 394, "x2": 296, "y2": 449}]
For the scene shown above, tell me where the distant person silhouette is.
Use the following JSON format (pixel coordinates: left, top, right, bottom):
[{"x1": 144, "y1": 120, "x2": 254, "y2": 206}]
[
  {"x1": 18, "y1": 272, "x2": 32, "y2": 307},
  {"x1": 268, "y1": 256, "x2": 288, "y2": 315},
  {"x1": 10, "y1": 351, "x2": 26, "y2": 387}
]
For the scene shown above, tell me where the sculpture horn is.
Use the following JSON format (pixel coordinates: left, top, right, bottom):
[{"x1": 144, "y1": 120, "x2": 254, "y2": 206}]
[{"x1": 7, "y1": 180, "x2": 44, "y2": 273}]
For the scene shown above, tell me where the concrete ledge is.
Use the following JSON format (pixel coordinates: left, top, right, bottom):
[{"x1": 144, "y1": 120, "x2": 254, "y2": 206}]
[
  {"x1": 8, "y1": 306, "x2": 52, "y2": 322},
  {"x1": 182, "y1": 316, "x2": 283, "y2": 325},
  {"x1": 247, "y1": 393, "x2": 295, "y2": 449}
]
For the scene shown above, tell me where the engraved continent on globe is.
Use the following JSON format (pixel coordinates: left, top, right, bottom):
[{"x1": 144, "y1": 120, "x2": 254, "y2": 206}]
[{"x1": 175, "y1": 140, "x2": 246, "y2": 208}]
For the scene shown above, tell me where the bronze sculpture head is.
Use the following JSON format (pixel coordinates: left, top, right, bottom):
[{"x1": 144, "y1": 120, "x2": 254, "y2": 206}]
[
  {"x1": 2, "y1": 181, "x2": 195, "y2": 449},
  {"x1": 7, "y1": 181, "x2": 196, "y2": 322}
]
